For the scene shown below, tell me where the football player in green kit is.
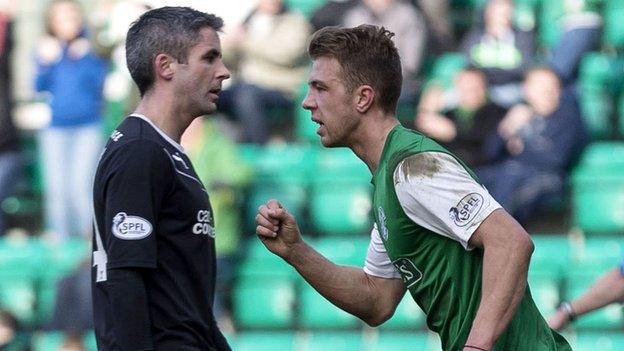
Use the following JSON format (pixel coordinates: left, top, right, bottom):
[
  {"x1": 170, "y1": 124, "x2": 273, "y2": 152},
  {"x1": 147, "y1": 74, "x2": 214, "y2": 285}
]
[{"x1": 255, "y1": 25, "x2": 572, "y2": 351}]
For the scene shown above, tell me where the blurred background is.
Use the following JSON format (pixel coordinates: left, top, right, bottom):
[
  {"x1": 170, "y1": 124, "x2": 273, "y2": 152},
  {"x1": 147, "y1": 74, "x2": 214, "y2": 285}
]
[{"x1": 0, "y1": 0, "x2": 623, "y2": 350}]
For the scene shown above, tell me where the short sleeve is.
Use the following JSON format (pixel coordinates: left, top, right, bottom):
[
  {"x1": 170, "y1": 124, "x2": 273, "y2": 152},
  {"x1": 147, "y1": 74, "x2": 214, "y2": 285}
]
[
  {"x1": 101, "y1": 141, "x2": 173, "y2": 269},
  {"x1": 363, "y1": 225, "x2": 402, "y2": 279},
  {"x1": 619, "y1": 259, "x2": 624, "y2": 277},
  {"x1": 393, "y1": 152, "x2": 501, "y2": 250}
]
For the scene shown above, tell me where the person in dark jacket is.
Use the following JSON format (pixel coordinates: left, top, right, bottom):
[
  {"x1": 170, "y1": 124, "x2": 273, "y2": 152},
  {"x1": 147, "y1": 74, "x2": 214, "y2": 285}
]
[{"x1": 477, "y1": 67, "x2": 588, "y2": 222}]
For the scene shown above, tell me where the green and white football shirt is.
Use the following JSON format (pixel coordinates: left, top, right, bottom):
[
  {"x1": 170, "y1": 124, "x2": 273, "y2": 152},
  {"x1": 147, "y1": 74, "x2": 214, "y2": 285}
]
[{"x1": 363, "y1": 125, "x2": 572, "y2": 351}]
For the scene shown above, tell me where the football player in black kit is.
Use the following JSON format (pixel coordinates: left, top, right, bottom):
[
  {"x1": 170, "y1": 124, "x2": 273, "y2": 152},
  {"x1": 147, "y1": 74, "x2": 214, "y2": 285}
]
[{"x1": 92, "y1": 6, "x2": 231, "y2": 351}]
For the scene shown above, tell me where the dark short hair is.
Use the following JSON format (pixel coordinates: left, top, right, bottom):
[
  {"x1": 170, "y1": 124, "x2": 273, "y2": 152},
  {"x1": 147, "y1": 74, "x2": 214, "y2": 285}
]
[
  {"x1": 308, "y1": 25, "x2": 402, "y2": 114},
  {"x1": 126, "y1": 6, "x2": 224, "y2": 96}
]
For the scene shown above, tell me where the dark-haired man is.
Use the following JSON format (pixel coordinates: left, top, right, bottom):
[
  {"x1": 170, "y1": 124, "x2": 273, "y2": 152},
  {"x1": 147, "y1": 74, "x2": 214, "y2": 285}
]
[
  {"x1": 255, "y1": 25, "x2": 571, "y2": 351},
  {"x1": 92, "y1": 6, "x2": 231, "y2": 351}
]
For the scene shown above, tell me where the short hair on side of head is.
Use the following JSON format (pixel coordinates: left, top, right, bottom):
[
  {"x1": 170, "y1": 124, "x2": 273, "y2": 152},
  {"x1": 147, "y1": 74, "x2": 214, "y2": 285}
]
[
  {"x1": 125, "y1": 6, "x2": 224, "y2": 96},
  {"x1": 308, "y1": 25, "x2": 403, "y2": 114}
]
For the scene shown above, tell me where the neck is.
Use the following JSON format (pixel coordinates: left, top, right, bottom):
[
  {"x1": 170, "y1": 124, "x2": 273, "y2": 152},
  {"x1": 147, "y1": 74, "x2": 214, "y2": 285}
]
[
  {"x1": 348, "y1": 112, "x2": 400, "y2": 175},
  {"x1": 133, "y1": 89, "x2": 194, "y2": 143}
]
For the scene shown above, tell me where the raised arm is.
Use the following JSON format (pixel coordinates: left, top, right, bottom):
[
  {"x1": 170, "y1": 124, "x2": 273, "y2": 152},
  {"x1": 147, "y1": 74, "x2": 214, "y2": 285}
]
[
  {"x1": 548, "y1": 266, "x2": 624, "y2": 330},
  {"x1": 256, "y1": 200, "x2": 406, "y2": 326},
  {"x1": 463, "y1": 209, "x2": 534, "y2": 350}
]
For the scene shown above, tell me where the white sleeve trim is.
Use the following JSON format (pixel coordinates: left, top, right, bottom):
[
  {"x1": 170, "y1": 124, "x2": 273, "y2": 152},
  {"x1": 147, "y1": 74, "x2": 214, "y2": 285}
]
[
  {"x1": 363, "y1": 225, "x2": 402, "y2": 279},
  {"x1": 393, "y1": 152, "x2": 501, "y2": 250}
]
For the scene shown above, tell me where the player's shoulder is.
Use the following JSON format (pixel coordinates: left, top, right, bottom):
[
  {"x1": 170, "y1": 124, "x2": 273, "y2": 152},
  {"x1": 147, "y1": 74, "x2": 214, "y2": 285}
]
[
  {"x1": 105, "y1": 115, "x2": 164, "y2": 146},
  {"x1": 100, "y1": 119, "x2": 170, "y2": 169}
]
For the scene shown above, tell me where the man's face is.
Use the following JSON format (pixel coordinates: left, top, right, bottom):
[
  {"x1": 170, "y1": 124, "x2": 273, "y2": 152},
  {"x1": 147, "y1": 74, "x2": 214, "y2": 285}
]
[
  {"x1": 456, "y1": 70, "x2": 487, "y2": 110},
  {"x1": 173, "y1": 27, "x2": 230, "y2": 117},
  {"x1": 302, "y1": 57, "x2": 359, "y2": 147},
  {"x1": 49, "y1": 1, "x2": 83, "y2": 42},
  {"x1": 524, "y1": 70, "x2": 560, "y2": 115}
]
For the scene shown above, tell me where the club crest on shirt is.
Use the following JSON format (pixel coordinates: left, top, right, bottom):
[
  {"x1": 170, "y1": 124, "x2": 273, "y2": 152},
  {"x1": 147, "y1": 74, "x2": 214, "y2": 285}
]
[
  {"x1": 448, "y1": 193, "x2": 484, "y2": 227},
  {"x1": 378, "y1": 206, "x2": 389, "y2": 241},
  {"x1": 112, "y1": 212, "x2": 152, "y2": 240},
  {"x1": 392, "y1": 258, "x2": 422, "y2": 288}
]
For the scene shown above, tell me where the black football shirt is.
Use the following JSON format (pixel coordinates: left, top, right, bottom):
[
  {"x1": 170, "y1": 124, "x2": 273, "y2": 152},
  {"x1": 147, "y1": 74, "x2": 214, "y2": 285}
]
[{"x1": 92, "y1": 114, "x2": 229, "y2": 350}]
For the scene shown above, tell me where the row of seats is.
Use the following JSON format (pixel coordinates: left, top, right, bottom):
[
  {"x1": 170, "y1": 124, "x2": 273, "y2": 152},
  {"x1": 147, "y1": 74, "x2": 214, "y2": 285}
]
[
  {"x1": 233, "y1": 234, "x2": 624, "y2": 331},
  {"x1": 0, "y1": 236, "x2": 89, "y2": 327},
  {"x1": 238, "y1": 140, "x2": 624, "y2": 236}
]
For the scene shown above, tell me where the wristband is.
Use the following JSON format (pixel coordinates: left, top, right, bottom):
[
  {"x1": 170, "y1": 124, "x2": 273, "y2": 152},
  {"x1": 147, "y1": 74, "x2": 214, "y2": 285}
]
[
  {"x1": 464, "y1": 346, "x2": 488, "y2": 351},
  {"x1": 560, "y1": 301, "x2": 577, "y2": 322}
]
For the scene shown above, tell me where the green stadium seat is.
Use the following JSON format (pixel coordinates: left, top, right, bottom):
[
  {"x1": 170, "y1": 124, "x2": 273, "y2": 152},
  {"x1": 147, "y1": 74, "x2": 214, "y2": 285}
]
[
  {"x1": 233, "y1": 331, "x2": 297, "y2": 351},
  {"x1": 572, "y1": 331, "x2": 624, "y2": 351},
  {"x1": 371, "y1": 331, "x2": 431, "y2": 351},
  {"x1": 233, "y1": 276, "x2": 297, "y2": 329},
  {"x1": 530, "y1": 234, "x2": 570, "y2": 277},
  {"x1": 252, "y1": 143, "x2": 317, "y2": 184},
  {"x1": 379, "y1": 294, "x2": 427, "y2": 330},
  {"x1": 313, "y1": 236, "x2": 369, "y2": 266},
  {"x1": 538, "y1": 0, "x2": 564, "y2": 48},
  {"x1": 528, "y1": 272, "x2": 561, "y2": 316},
  {"x1": 604, "y1": 0, "x2": 624, "y2": 48},
  {"x1": 575, "y1": 142, "x2": 624, "y2": 169},
  {"x1": 309, "y1": 182, "x2": 372, "y2": 235},
  {"x1": 236, "y1": 239, "x2": 297, "y2": 279},
  {"x1": 284, "y1": 0, "x2": 327, "y2": 17},
  {"x1": 571, "y1": 169, "x2": 624, "y2": 234},
  {"x1": 299, "y1": 283, "x2": 360, "y2": 329},
  {"x1": 32, "y1": 331, "x2": 97, "y2": 351},
  {"x1": 0, "y1": 237, "x2": 47, "y2": 326},
  {"x1": 578, "y1": 86, "x2": 613, "y2": 139},
  {"x1": 246, "y1": 181, "x2": 308, "y2": 232},
  {"x1": 313, "y1": 148, "x2": 371, "y2": 184},
  {"x1": 305, "y1": 331, "x2": 364, "y2": 351},
  {"x1": 570, "y1": 236, "x2": 624, "y2": 268},
  {"x1": 37, "y1": 237, "x2": 91, "y2": 324},
  {"x1": 618, "y1": 92, "x2": 624, "y2": 136},
  {"x1": 579, "y1": 53, "x2": 616, "y2": 87},
  {"x1": 427, "y1": 53, "x2": 468, "y2": 88}
]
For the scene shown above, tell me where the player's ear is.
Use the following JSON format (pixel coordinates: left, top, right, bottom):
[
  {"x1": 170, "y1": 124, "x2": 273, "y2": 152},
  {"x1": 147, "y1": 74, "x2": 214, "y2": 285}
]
[
  {"x1": 354, "y1": 85, "x2": 375, "y2": 113},
  {"x1": 154, "y1": 53, "x2": 175, "y2": 81}
]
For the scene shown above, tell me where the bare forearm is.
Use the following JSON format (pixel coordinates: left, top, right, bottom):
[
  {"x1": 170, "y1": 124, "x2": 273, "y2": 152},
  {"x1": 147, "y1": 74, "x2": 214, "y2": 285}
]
[
  {"x1": 466, "y1": 242, "x2": 532, "y2": 349},
  {"x1": 571, "y1": 268, "x2": 624, "y2": 315},
  {"x1": 285, "y1": 241, "x2": 384, "y2": 324}
]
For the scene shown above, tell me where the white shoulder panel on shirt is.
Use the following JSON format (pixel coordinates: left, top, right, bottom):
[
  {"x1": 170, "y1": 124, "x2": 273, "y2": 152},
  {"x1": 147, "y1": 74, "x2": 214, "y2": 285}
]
[{"x1": 392, "y1": 152, "x2": 501, "y2": 250}]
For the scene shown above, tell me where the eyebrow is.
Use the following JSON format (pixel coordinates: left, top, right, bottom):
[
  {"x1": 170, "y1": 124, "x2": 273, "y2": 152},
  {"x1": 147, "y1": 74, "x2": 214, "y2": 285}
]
[
  {"x1": 203, "y1": 48, "x2": 222, "y2": 58},
  {"x1": 308, "y1": 79, "x2": 327, "y2": 88}
]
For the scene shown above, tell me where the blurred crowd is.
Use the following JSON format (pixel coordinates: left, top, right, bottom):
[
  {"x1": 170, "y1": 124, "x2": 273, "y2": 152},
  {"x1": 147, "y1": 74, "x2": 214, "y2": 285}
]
[{"x1": 0, "y1": 0, "x2": 619, "y2": 349}]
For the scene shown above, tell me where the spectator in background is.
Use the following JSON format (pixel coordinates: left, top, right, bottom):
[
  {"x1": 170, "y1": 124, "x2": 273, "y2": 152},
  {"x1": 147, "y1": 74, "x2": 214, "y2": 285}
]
[
  {"x1": 35, "y1": 0, "x2": 108, "y2": 240},
  {"x1": 0, "y1": 0, "x2": 21, "y2": 237},
  {"x1": 415, "y1": 0, "x2": 455, "y2": 53},
  {"x1": 57, "y1": 332, "x2": 87, "y2": 351},
  {"x1": 415, "y1": 67, "x2": 507, "y2": 168},
  {"x1": 547, "y1": 259, "x2": 624, "y2": 331},
  {"x1": 548, "y1": 0, "x2": 602, "y2": 86},
  {"x1": 310, "y1": 0, "x2": 359, "y2": 31},
  {"x1": 182, "y1": 117, "x2": 252, "y2": 331},
  {"x1": 343, "y1": 0, "x2": 427, "y2": 105},
  {"x1": 48, "y1": 259, "x2": 92, "y2": 333},
  {"x1": 460, "y1": 0, "x2": 535, "y2": 107},
  {"x1": 221, "y1": 0, "x2": 311, "y2": 144},
  {"x1": 0, "y1": 309, "x2": 20, "y2": 350},
  {"x1": 477, "y1": 67, "x2": 587, "y2": 223}
]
